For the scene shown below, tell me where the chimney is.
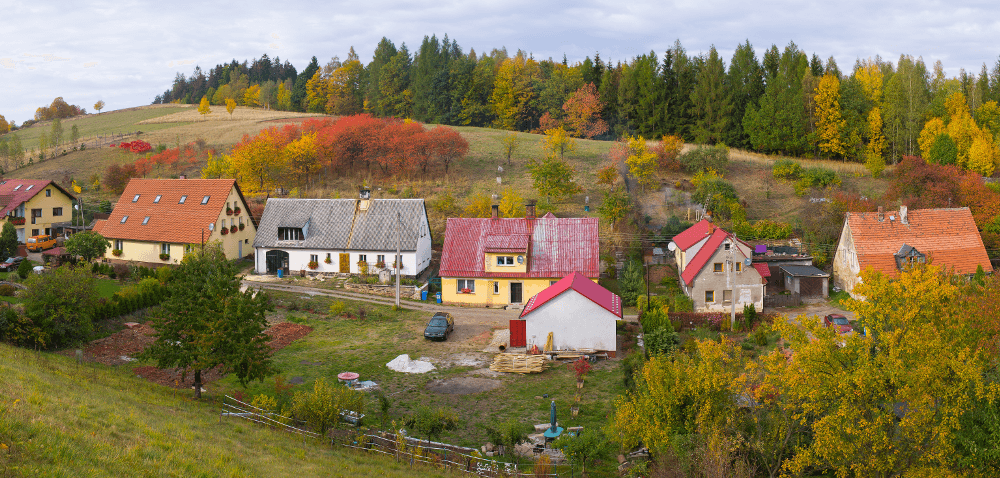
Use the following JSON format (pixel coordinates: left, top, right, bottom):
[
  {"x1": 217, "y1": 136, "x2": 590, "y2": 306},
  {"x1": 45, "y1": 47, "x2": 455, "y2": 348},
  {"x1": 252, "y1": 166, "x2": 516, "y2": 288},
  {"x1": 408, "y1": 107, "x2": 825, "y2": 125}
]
[
  {"x1": 877, "y1": 206, "x2": 884, "y2": 222},
  {"x1": 525, "y1": 200, "x2": 537, "y2": 219},
  {"x1": 491, "y1": 204, "x2": 499, "y2": 219},
  {"x1": 178, "y1": 174, "x2": 186, "y2": 180},
  {"x1": 900, "y1": 205, "x2": 908, "y2": 225}
]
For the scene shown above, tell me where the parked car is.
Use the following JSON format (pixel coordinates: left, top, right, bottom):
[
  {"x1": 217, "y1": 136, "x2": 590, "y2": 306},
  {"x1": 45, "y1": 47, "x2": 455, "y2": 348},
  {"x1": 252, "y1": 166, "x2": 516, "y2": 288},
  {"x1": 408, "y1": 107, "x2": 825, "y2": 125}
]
[
  {"x1": 0, "y1": 256, "x2": 24, "y2": 272},
  {"x1": 423, "y1": 312, "x2": 455, "y2": 341},
  {"x1": 823, "y1": 314, "x2": 854, "y2": 334}
]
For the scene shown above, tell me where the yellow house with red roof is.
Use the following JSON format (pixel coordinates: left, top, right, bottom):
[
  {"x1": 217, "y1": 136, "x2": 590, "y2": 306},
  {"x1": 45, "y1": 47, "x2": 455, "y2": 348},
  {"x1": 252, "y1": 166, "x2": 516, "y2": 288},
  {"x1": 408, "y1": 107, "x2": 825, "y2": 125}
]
[
  {"x1": 0, "y1": 179, "x2": 76, "y2": 243},
  {"x1": 93, "y1": 179, "x2": 256, "y2": 265}
]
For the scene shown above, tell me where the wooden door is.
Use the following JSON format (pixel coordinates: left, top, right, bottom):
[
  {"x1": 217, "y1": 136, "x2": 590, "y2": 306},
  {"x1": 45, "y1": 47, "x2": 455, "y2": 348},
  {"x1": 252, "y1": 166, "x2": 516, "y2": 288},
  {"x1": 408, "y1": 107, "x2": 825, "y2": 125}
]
[
  {"x1": 339, "y1": 253, "x2": 350, "y2": 273},
  {"x1": 509, "y1": 319, "x2": 526, "y2": 347}
]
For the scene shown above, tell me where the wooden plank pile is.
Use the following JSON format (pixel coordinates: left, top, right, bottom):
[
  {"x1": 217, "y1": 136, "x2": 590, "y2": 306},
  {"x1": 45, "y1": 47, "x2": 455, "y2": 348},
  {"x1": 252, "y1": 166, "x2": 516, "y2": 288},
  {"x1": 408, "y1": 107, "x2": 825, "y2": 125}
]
[{"x1": 489, "y1": 353, "x2": 548, "y2": 374}]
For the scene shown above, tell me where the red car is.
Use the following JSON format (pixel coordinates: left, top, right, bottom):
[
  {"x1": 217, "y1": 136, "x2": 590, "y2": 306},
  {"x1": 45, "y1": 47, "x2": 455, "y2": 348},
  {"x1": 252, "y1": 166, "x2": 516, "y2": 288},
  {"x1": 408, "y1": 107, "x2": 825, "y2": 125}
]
[{"x1": 824, "y1": 314, "x2": 854, "y2": 334}]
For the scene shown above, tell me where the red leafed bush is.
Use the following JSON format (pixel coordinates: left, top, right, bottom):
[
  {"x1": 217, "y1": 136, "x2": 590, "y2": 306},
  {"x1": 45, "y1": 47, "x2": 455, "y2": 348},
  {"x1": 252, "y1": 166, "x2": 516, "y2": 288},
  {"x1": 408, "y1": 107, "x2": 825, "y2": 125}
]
[{"x1": 115, "y1": 140, "x2": 151, "y2": 154}]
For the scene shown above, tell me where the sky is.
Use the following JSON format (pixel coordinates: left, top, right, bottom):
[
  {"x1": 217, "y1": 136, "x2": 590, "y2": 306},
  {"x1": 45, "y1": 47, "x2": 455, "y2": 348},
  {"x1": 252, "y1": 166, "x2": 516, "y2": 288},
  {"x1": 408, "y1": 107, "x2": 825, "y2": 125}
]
[{"x1": 3, "y1": 0, "x2": 1000, "y2": 125}]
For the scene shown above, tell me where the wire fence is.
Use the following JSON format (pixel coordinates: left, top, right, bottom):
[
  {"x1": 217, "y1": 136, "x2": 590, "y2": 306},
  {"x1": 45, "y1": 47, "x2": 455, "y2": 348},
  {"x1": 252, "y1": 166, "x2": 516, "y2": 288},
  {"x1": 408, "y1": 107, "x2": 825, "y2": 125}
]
[{"x1": 219, "y1": 394, "x2": 575, "y2": 477}]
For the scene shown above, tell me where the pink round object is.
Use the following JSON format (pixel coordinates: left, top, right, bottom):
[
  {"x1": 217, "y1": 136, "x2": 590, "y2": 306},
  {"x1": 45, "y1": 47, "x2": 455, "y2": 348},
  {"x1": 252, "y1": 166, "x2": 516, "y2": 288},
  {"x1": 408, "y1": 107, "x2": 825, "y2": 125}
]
[{"x1": 337, "y1": 372, "x2": 359, "y2": 381}]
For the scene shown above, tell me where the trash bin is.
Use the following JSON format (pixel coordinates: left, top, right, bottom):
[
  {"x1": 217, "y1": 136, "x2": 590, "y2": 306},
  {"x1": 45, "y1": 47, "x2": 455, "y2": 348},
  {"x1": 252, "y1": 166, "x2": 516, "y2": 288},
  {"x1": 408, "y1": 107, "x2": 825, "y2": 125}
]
[
  {"x1": 435, "y1": 292, "x2": 442, "y2": 304},
  {"x1": 277, "y1": 269, "x2": 283, "y2": 278},
  {"x1": 421, "y1": 290, "x2": 428, "y2": 301},
  {"x1": 584, "y1": 205, "x2": 590, "y2": 212}
]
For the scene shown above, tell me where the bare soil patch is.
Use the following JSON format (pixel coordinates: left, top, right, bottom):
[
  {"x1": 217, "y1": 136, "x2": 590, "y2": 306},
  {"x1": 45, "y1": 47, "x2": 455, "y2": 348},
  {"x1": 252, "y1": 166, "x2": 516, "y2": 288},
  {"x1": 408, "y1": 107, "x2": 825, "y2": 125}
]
[{"x1": 425, "y1": 377, "x2": 502, "y2": 395}]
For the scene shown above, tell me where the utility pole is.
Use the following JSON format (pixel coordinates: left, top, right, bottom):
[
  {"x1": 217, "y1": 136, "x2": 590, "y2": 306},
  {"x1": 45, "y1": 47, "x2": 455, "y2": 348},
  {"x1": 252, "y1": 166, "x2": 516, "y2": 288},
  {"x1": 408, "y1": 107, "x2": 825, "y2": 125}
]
[
  {"x1": 395, "y1": 212, "x2": 401, "y2": 309},
  {"x1": 727, "y1": 238, "x2": 736, "y2": 330}
]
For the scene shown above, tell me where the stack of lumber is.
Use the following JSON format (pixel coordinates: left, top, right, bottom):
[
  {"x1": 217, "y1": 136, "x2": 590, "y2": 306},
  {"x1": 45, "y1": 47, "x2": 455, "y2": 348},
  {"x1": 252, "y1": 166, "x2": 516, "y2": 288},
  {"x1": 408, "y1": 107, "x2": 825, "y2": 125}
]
[{"x1": 490, "y1": 353, "x2": 548, "y2": 374}]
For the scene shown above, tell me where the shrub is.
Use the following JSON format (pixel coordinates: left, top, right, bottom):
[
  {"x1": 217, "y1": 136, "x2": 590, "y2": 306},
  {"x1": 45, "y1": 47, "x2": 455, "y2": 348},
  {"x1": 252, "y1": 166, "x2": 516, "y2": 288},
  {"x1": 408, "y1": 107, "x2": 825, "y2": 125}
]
[
  {"x1": 16, "y1": 259, "x2": 31, "y2": 279},
  {"x1": 112, "y1": 263, "x2": 131, "y2": 281},
  {"x1": 794, "y1": 167, "x2": 841, "y2": 196},
  {"x1": 772, "y1": 159, "x2": 803, "y2": 180},
  {"x1": 751, "y1": 326, "x2": 770, "y2": 347},
  {"x1": 0, "y1": 284, "x2": 15, "y2": 297},
  {"x1": 691, "y1": 170, "x2": 741, "y2": 219},
  {"x1": 328, "y1": 301, "x2": 345, "y2": 316},
  {"x1": 679, "y1": 144, "x2": 729, "y2": 173},
  {"x1": 645, "y1": 325, "x2": 679, "y2": 356},
  {"x1": 292, "y1": 379, "x2": 367, "y2": 433},
  {"x1": 618, "y1": 260, "x2": 644, "y2": 307}
]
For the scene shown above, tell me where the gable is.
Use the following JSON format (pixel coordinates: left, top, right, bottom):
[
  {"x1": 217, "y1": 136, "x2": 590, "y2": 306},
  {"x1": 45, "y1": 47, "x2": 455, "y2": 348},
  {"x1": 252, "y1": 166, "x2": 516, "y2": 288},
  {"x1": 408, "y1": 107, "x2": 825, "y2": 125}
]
[{"x1": 0, "y1": 179, "x2": 75, "y2": 216}]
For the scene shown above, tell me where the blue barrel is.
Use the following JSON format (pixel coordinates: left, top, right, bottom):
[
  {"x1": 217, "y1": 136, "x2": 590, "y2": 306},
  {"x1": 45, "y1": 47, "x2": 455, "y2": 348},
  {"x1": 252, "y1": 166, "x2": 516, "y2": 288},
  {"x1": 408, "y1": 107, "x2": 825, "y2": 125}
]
[
  {"x1": 421, "y1": 290, "x2": 428, "y2": 301},
  {"x1": 584, "y1": 205, "x2": 590, "y2": 212},
  {"x1": 277, "y1": 269, "x2": 283, "y2": 278},
  {"x1": 435, "y1": 292, "x2": 442, "y2": 303}
]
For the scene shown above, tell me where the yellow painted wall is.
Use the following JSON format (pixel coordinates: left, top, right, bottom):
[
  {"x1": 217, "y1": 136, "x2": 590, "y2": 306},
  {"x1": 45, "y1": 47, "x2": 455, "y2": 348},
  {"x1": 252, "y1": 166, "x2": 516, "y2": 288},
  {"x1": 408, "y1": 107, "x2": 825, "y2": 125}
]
[
  {"x1": 107, "y1": 239, "x2": 188, "y2": 265},
  {"x1": 483, "y1": 252, "x2": 528, "y2": 274},
  {"x1": 442, "y1": 276, "x2": 591, "y2": 307},
  {"x1": 0, "y1": 185, "x2": 74, "y2": 240}
]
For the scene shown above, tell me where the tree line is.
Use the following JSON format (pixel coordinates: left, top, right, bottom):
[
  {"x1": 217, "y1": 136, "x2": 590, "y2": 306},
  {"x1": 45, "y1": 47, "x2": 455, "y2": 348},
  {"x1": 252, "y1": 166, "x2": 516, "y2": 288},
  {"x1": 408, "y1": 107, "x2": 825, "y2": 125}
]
[{"x1": 154, "y1": 36, "x2": 1000, "y2": 169}]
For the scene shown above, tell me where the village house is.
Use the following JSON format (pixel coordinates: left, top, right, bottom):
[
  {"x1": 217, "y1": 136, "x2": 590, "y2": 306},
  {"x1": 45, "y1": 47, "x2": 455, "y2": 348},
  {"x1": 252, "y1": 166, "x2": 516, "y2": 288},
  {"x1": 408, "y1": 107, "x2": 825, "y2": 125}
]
[
  {"x1": 93, "y1": 178, "x2": 256, "y2": 266},
  {"x1": 439, "y1": 204, "x2": 599, "y2": 307},
  {"x1": 669, "y1": 219, "x2": 767, "y2": 312},
  {"x1": 510, "y1": 271, "x2": 622, "y2": 357},
  {"x1": 0, "y1": 179, "x2": 76, "y2": 242},
  {"x1": 833, "y1": 206, "x2": 992, "y2": 297},
  {"x1": 252, "y1": 192, "x2": 432, "y2": 278}
]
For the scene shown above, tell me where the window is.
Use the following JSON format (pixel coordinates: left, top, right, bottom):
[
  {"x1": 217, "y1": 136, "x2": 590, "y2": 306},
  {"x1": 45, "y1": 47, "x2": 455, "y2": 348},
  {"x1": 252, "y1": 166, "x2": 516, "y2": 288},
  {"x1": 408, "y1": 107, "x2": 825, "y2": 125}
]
[
  {"x1": 154, "y1": 195, "x2": 161, "y2": 203},
  {"x1": 550, "y1": 280, "x2": 558, "y2": 286},
  {"x1": 185, "y1": 244, "x2": 195, "y2": 253},
  {"x1": 31, "y1": 229, "x2": 38, "y2": 236},
  {"x1": 230, "y1": 218, "x2": 234, "y2": 227},
  {"x1": 377, "y1": 254, "x2": 385, "y2": 264},
  {"x1": 493, "y1": 282, "x2": 500, "y2": 294},
  {"x1": 13, "y1": 185, "x2": 21, "y2": 191},
  {"x1": 705, "y1": 290, "x2": 715, "y2": 303},
  {"x1": 326, "y1": 253, "x2": 331, "y2": 262},
  {"x1": 120, "y1": 215, "x2": 129, "y2": 223},
  {"x1": 358, "y1": 254, "x2": 367, "y2": 263},
  {"x1": 735, "y1": 262, "x2": 742, "y2": 273},
  {"x1": 179, "y1": 195, "x2": 187, "y2": 204},
  {"x1": 723, "y1": 290, "x2": 732, "y2": 304},
  {"x1": 45, "y1": 189, "x2": 51, "y2": 197},
  {"x1": 277, "y1": 227, "x2": 304, "y2": 241},
  {"x1": 201, "y1": 195, "x2": 210, "y2": 204},
  {"x1": 310, "y1": 254, "x2": 318, "y2": 263},
  {"x1": 724, "y1": 243, "x2": 731, "y2": 250},
  {"x1": 142, "y1": 216, "x2": 150, "y2": 225},
  {"x1": 132, "y1": 194, "x2": 140, "y2": 202},
  {"x1": 161, "y1": 243, "x2": 169, "y2": 255},
  {"x1": 713, "y1": 262, "x2": 723, "y2": 273},
  {"x1": 115, "y1": 240, "x2": 123, "y2": 250},
  {"x1": 496, "y1": 256, "x2": 514, "y2": 266},
  {"x1": 24, "y1": 185, "x2": 32, "y2": 191},
  {"x1": 52, "y1": 207, "x2": 62, "y2": 216},
  {"x1": 457, "y1": 279, "x2": 475, "y2": 293}
]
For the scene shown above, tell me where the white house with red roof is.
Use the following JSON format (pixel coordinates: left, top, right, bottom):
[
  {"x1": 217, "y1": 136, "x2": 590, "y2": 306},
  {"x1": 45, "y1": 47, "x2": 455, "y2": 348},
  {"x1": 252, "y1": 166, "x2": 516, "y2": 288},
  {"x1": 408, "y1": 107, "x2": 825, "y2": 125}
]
[
  {"x1": 510, "y1": 271, "x2": 622, "y2": 356},
  {"x1": 669, "y1": 219, "x2": 766, "y2": 312},
  {"x1": 439, "y1": 204, "x2": 600, "y2": 307}
]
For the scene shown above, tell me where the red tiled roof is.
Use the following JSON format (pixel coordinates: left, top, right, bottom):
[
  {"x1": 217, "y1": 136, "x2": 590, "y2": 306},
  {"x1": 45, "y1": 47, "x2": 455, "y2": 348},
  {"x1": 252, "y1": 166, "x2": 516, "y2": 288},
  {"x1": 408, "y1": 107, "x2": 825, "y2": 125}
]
[
  {"x1": 846, "y1": 207, "x2": 992, "y2": 276},
  {"x1": 752, "y1": 262, "x2": 771, "y2": 278},
  {"x1": 519, "y1": 271, "x2": 622, "y2": 319},
  {"x1": 672, "y1": 219, "x2": 714, "y2": 251},
  {"x1": 484, "y1": 233, "x2": 529, "y2": 253},
  {"x1": 96, "y1": 179, "x2": 246, "y2": 244},
  {"x1": 0, "y1": 179, "x2": 75, "y2": 216},
  {"x1": 439, "y1": 216, "x2": 600, "y2": 279}
]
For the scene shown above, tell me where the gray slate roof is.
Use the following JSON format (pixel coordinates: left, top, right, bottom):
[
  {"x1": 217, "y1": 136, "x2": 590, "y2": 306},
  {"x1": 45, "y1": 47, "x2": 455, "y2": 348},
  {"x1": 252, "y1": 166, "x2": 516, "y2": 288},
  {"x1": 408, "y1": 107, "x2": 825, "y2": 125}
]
[
  {"x1": 253, "y1": 198, "x2": 428, "y2": 251},
  {"x1": 778, "y1": 264, "x2": 830, "y2": 278}
]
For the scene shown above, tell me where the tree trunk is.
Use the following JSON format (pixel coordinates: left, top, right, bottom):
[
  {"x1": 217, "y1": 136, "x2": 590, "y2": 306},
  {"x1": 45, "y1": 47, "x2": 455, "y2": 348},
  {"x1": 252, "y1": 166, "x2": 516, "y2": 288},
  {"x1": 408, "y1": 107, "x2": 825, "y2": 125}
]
[{"x1": 193, "y1": 369, "x2": 202, "y2": 399}]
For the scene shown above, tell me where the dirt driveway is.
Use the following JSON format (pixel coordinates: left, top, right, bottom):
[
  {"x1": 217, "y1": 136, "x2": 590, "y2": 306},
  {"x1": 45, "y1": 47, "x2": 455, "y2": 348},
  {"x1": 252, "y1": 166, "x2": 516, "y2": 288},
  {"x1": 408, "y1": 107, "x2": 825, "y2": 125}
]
[{"x1": 767, "y1": 299, "x2": 855, "y2": 327}]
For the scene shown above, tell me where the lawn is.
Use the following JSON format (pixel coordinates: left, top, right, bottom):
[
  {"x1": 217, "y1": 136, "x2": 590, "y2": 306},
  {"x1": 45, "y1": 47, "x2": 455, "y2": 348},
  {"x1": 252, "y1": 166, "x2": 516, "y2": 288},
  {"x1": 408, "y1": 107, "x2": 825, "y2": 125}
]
[{"x1": 212, "y1": 291, "x2": 626, "y2": 460}]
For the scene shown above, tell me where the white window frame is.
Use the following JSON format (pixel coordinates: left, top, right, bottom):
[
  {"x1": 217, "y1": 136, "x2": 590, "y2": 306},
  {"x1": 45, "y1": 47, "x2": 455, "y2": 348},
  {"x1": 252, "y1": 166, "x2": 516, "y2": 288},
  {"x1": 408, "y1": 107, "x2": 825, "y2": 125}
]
[
  {"x1": 160, "y1": 243, "x2": 169, "y2": 255},
  {"x1": 496, "y1": 256, "x2": 515, "y2": 266},
  {"x1": 458, "y1": 279, "x2": 475, "y2": 293},
  {"x1": 114, "y1": 239, "x2": 124, "y2": 250}
]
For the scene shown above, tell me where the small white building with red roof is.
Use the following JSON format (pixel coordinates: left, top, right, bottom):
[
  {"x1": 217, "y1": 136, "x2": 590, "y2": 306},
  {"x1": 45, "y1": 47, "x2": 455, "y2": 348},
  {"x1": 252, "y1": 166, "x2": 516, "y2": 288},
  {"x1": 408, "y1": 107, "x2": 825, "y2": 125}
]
[
  {"x1": 510, "y1": 271, "x2": 622, "y2": 356},
  {"x1": 669, "y1": 219, "x2": 767, "y2": 312}
]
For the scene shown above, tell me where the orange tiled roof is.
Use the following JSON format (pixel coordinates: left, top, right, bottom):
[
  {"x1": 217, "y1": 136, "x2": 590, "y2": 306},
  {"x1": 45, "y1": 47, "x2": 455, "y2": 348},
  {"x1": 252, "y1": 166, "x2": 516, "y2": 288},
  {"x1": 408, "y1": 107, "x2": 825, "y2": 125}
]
[
  {"x1": 96, "y1": 179, "x2": 243, "y2": 244},
  {"x1": 847, "y1": 207, "x2": 992, "y2": 277}
]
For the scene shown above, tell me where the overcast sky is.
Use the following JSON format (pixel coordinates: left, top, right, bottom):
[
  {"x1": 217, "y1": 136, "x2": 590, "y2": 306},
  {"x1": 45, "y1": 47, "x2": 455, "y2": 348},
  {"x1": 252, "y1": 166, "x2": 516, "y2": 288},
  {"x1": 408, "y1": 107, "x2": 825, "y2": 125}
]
[{"x1": 3, "y1": 0, "x2": 999, "y2": 125}]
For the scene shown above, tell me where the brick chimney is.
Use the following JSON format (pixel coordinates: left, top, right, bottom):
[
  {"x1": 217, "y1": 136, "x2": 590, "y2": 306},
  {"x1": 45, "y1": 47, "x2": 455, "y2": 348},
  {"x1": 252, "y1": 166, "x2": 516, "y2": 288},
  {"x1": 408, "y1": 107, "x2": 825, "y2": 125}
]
[
  {"x1": 900, "y1": 205, "x2": 908, "y2": 225},
  {"x1": 491, "y1": 204, "x2": 499, "y2": 219},
  {"x1": 877, "y1": 206, "x2": 884, "y2": 222},
  {"x1": 525, "y1": 200, "x2": 537, "y2": 219}
]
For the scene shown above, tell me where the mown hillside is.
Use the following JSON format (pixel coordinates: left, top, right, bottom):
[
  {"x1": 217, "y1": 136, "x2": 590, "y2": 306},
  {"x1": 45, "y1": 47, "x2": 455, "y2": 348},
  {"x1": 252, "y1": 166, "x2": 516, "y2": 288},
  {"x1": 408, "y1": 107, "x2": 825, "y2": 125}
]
[{"x1": 0, "y1": 343, "x2": 443, "y2": 477}]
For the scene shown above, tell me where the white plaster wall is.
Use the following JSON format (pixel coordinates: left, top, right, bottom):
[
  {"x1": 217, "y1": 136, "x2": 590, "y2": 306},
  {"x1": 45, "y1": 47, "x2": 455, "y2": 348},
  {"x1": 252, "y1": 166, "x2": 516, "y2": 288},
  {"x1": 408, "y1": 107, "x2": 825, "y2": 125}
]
[
  {"x1": 254, "y1": 247, "x2": 418, "y2": 275},
  {"x1": 524, "y1": 290, "x2": 618, "y2": 352},
  {"x1": 832, "y1": 220, "x2": 862, "y2": 296},
  {"x1": 682, "y1": 236, "x2": 710, "y2": 271}
]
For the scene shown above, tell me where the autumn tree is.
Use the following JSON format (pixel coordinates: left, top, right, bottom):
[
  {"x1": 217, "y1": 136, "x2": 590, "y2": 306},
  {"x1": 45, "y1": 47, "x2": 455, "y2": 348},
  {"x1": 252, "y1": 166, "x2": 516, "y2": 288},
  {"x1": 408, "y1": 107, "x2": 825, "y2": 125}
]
[
  {"x1": 856, "y1": 59, "x2": 886, "y2": 176},
  {"x1": 225, "y1": 98, "x2": 236, "y2": 119},
  {"x1": 144, "y1": 245, "x2": 275, "y2": 399},
  {"x1": 815, "y1": 72, "x2": 847, "y2": 157},
  {"x1": 94, "y1": 100, "x2": 105, "y2": 114},
  {"x1": 541, "y1": 127, "x2": 575, "y2": 160},
  {"x1": 597, "y1": 186, "x2": 632, "y2": 230},
  {"x1": 428, "y1": 126, "x2": 468, "y2": 173},
  {"x1": 499, "y1": 131, "x2": 519, "y2": 166},
  {"x1": 623, "y1": 136, "x2": 657, "y2": 191},
  {"x1": 463, "y1": 193, "x2": 491, "y2": 218},
  {"x1": 562, "y1": 82, "x2": 608, "y2": 138},
  {"x1": 243, "y1": 84, "x2": 261, "y2": 107},
  {"x1": 198, "y1": 95, "x2": 211, "y2": 119},
  {"x1": 498, "y1": 187, "x2": 523, "y2": 217},
  {"x1": 227, "y1": 128, "x2": 288, "y2": 194},
  {"x1": 528, "y1": 156, "x2": 581, "y2": 204}
]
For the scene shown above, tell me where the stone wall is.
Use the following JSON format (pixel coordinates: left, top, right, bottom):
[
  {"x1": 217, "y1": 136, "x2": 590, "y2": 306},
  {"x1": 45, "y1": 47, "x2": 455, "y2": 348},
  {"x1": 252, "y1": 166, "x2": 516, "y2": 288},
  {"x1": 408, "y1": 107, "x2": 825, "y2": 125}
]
[{"x1": 343, "y1": 282, "x2": 428, "y2": 300}]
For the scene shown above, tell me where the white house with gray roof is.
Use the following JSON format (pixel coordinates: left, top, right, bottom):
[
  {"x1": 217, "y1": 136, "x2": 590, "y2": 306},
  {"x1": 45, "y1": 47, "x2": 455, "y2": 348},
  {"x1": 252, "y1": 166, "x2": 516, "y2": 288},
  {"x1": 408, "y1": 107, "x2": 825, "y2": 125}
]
[{"x1": 252, "y1": 194, "x2": 432, "y2": 278}]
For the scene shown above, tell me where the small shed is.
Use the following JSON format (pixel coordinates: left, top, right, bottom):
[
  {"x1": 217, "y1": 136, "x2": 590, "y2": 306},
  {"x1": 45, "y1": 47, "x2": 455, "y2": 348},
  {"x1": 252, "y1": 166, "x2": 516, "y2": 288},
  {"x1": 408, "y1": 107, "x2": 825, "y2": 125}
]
[
  {"x1": 511, "y1": 272, "x2": 622, "y2": 357},
  {"x1": 778, "y1": 264, "x2": 830, "y2": 298}
]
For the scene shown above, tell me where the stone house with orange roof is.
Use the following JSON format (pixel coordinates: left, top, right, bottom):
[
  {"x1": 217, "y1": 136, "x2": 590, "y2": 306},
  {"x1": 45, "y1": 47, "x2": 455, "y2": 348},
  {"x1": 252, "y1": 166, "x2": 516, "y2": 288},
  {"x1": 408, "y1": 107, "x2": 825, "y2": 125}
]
[
  {"x1": 832, "y1": 206, "x2": 992, "y2": 297},
  {"x1": 92, "y1": 178, "x2": 256, "y2": 266}
]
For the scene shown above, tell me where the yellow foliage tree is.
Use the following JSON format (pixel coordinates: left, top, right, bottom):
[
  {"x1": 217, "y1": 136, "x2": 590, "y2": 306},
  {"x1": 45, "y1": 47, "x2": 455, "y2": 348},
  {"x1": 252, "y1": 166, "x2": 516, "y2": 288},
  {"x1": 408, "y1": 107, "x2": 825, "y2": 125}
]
[
  {"x1": 228, "y1": 129, "x2": 286, "y2": 195},
  {"x1": 283, "y1": 133, "x2": 319, "y2": 188},
  {"x1": 225, "y1": 98, "x2": 236, "y2": 119},
  {"x1": 625, "y1": 136, "x2": 657, "y2": 191},
  {"x1": 498, "y1": 186, "x2": 523, "y2": 218},
  {"x1": 462, "y1": 193, "x2": 491, "y2": 218},
  {"x1": 967, "y1": 131, "x2": 998, "y2": 176},
  {"x1": 541, "y1": 127, "x2": 575, "y2": 160},
  {"x1": 865, "y1": 107, "x2": 886, "y2": 176},
  {"x1": 918, "y1": 117, "x2": 947, "y2": 159},
  {"x1": 242, "y1": 85, "x2": 261, "y2": 107},
  {"x1": 197, "y1": 95, "x2": 211, "y2": 119},
  {"x1": 201, "y1": 151, "x2": 233, "y2": 179},
  {"x1": 815, "y1": 73, "x2": 846, "y2": 157},
  {"x1": 276, "y1": 83, "x2": 292, "y2": 111}
]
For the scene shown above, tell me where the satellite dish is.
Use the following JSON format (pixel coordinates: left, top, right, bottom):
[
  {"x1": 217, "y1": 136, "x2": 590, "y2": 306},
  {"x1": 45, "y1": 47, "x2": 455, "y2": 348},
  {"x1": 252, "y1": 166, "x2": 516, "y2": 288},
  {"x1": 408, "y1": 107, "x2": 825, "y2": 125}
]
[
  {"x1": 667, "y1": 242, "x2": 677, "y2": 252},
  {"x1": 517, "y1": 255, "x2": 524, "y2": 264},
  {"x1": 743, "y1": 258, "x2": 752, "y2": 267}
]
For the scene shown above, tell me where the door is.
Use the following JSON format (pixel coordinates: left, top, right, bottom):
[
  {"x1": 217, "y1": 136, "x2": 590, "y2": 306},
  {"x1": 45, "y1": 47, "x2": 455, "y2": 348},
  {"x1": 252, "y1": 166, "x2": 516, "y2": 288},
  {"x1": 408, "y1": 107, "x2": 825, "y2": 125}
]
[
  {"x1": 510, "y1": 282, "x2": 523, "y2": 304},
  {"x1": 509, "y1": 319, "x2": 526, "y2": 347},
  {"x1": 339, "y1": 253, "x2": 350, "y2": 273},
  {"x1": 238, "y1": 241, "x2": 242, "y2": 257},
  {"x1": 265, "y1": 250, "x2": 290, "y2": 274}
]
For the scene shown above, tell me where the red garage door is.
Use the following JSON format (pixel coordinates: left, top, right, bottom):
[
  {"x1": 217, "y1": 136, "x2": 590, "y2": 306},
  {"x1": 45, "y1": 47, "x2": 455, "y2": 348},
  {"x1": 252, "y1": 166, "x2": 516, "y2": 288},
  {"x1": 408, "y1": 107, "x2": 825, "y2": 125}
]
[{"x1": 509, "y1": 319, "x2": 526, "y2": 347}]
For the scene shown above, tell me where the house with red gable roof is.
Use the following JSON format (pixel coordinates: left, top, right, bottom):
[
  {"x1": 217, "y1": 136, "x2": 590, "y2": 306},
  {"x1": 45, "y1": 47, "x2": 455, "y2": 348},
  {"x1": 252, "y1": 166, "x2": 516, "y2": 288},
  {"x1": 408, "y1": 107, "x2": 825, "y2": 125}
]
[
  {"x1": 509, "y1": 271, "x2": 622, "y2": 356},
  {"x1": 669, "y1": 219, "x2": 766, "y2": 312},
  {"x1": 833, "y1": 206, "x2": 992, "y2": 298},
  {"x1": 0, "y1": 179, "x2": 76, "y2": 243},
  {"x1": 439, "y1": 203, "x2": 599, "y2": 307}
]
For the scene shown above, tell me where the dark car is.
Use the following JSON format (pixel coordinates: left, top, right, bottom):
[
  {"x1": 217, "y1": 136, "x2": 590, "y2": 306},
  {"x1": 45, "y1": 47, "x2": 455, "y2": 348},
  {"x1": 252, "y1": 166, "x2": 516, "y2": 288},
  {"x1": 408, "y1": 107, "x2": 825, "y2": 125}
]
[
  {"x1": 823, "y1": 314, "x2": 854, "y2": 334},
  {"x1": 424, "y1": 312, "x2": 455, "y2": 341},
  {"x1": 0, "y1": 256, "x2": 24, "y2": 272}
]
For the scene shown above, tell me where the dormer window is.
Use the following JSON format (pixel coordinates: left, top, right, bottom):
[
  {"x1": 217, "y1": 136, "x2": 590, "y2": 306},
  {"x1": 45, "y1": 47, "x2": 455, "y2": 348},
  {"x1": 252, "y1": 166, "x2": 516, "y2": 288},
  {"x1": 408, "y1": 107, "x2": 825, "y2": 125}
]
[
  {"x1": 894, "y1": 244, "x2": 926, "y2": 270},
  {"x1": 142, "y1": 216, "x2": 150, "y2": 225},
  {"x1": 201, "y1": 195, "x2": 210, "y2": 204},
  {"x1": 13, "y1": 185, "x2": 21, "y2": 191},
  {"x1": 496, "y1": 256, "x2": 515, "y2": 266},
  {"x1": 24, "y1": 185, "x2": 32, "y2": 191},
  {"x1": 154, "y1": 195, "x2": 161, "y2": 203},
  {"x1": 278, "y1": 227, "x2": 304, "y2": 241},
  {"x1": 120, "y1": 216, "x2": 129, "y2": 223},
  {"x1": 179, "y1": 195, "x2": 187, "y2": 204},
  {"x1": 132, "y1": 194, "x2": 140, "y2": 202}
]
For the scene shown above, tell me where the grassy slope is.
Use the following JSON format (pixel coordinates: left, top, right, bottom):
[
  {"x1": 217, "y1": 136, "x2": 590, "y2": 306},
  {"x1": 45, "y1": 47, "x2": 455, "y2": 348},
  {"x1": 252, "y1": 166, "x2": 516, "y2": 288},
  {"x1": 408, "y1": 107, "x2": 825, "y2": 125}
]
[
  {"x1": 5, "y1": 105, "x2": 195, "y2": 151},
  {"x1": 0, "y1": 343, "x2": 446, "y2": 478}
]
